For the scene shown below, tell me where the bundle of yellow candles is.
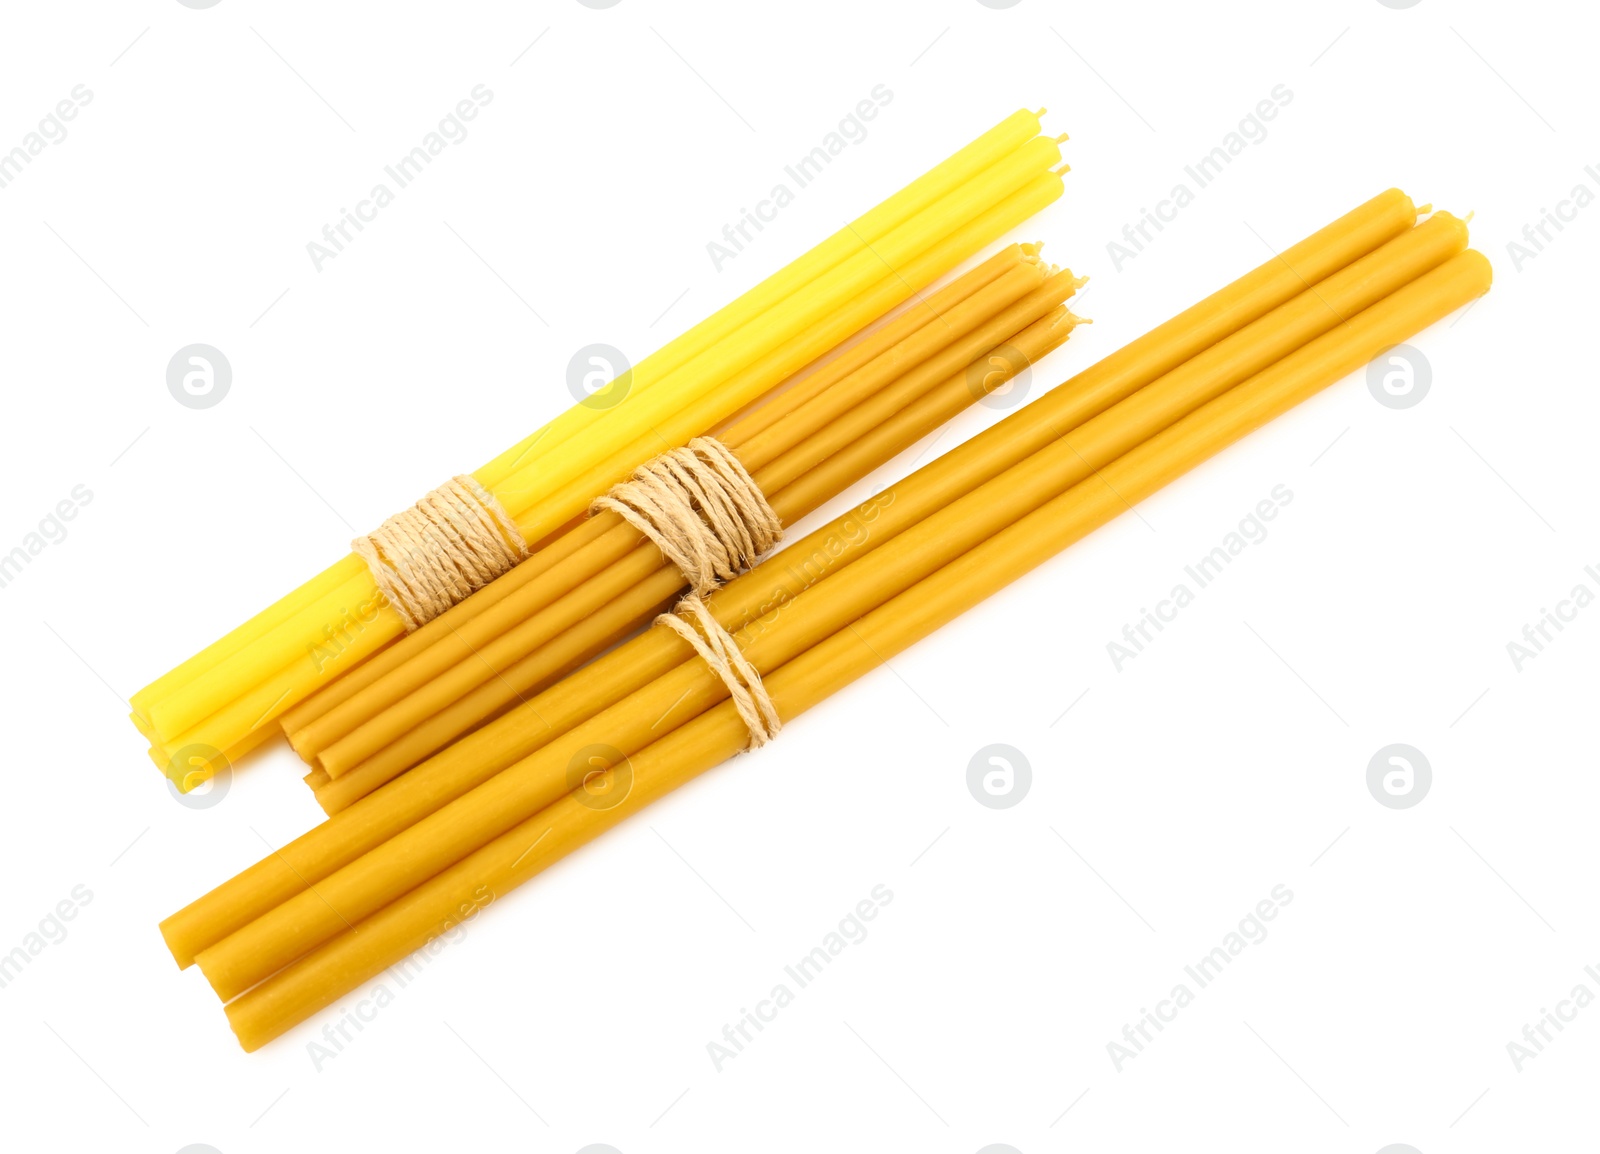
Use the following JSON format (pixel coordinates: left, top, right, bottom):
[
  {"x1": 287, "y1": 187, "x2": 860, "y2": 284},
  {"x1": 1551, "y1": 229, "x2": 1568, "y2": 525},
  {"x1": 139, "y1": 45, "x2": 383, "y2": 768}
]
[
  {"x1": 159, "y1": 188, "x2": 1490, "y2": 1050},
  {"x1": 130, "y1": 109, "x2": 1069, "y2": 787}
]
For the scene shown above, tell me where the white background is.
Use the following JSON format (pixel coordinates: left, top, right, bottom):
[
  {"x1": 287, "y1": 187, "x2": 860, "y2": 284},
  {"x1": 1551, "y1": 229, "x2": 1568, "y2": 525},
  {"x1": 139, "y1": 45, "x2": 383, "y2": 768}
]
[{"x1": 0, "y1": 0, "x2": 1594, "y2": 1151}]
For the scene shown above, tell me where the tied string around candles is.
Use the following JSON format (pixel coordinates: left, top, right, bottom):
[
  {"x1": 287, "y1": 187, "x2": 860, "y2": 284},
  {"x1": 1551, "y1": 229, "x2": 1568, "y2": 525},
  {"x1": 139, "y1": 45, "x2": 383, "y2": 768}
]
[
  {"x1": 352, "y1": 476, "x2": 529, "y2": 632},
  {"x1": 655, "y1": 594, "x2": 781, "y2": 749},
  {"x1": 598, "y1": 435, "x2": 785, "y2": 748},
  {"x1": 591, "y1": 436, "x2": 783, "y2": 598}
]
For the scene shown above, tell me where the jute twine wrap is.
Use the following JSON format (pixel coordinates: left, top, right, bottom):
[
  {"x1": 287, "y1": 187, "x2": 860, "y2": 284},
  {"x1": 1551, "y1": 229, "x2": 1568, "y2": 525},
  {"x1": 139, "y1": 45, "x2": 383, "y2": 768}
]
[
  {"x1": 352, "y1": 476, "x2": 529, "y2": 631},
  {"x1": 597, "y1": 435, "x2": 783, "y2": 748},
  {"x1": 591, "y1": 437, "x2": 782, "y2": 597},
  {"x1": 655, "y1": 594, "x2": 781, "y2": 749}
]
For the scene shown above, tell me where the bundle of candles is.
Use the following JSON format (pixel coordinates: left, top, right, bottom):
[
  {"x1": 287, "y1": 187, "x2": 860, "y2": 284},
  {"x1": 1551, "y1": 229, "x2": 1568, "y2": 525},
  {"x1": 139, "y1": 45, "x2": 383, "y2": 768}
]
[
  {"x1": 283, "y1": 245, "x2": 1085, "y2": 812},
  {"x1": 159, "y1": 188, "x2": 1489, "y2": 1050},
  {"x1": 129, "y1": 109, "x2": 1070, "y2": 786}
]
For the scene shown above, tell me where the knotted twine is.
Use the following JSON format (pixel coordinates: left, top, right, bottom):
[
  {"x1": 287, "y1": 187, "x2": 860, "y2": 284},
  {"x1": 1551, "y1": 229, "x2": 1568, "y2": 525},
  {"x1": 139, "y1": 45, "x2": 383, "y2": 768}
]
[
  {"x1": 654, "y1": 594, "x2": 781, "y2": 749},
  {"x1": 595, "y1": 434, "x2": 784, "y2": 749},
  {"x1": 354, "y1": 437, "x2": 784, "y2": 745}
]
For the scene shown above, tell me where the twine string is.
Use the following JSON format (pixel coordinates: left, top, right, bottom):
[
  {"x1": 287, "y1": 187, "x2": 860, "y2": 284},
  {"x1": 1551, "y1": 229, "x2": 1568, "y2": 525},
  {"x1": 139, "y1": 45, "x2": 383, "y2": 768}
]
[
  {"x1": 351, "y1": 475, "x2": 528, "y2": 631},
  {"x1": 655, "y1": 594, "x2": 781, "y2": 749},
  {"x1": 591, "y1": 436, "x2": 782, "y2": 597}
]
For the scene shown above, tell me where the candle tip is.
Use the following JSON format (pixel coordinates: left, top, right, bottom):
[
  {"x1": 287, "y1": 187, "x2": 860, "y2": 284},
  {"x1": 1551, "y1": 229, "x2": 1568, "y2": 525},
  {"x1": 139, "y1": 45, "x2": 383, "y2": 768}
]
[
  {"x1": 1065, "y1": 309, "x2": 1093, "y2": 328},
  {"x1": 1415, "y1": 202, "x2": 1434, "y2": 216},
  {"x1": 1051, "y1": 162, "x2": 1071, "y2": 176},
  {"x1": 1034, "y1": 107, "x2": 1048, "y2": 118},
  {"x1": 1462, "y1": 210, "x2": 1476, "y2": 225},
  {"x1": 1054, "y1": 132, "x2": 1070, "y2": 143}
]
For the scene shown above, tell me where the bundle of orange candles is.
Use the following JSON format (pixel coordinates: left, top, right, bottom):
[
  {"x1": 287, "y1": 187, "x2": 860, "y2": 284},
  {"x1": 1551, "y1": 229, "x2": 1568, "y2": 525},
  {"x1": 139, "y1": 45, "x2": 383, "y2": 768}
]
[
  {"x1": 284, "y1": 247, "x2": 1087, "y2": 812},
  {"x1": 156, "y1": 186, "x2": 1490, "y2": 1050}
]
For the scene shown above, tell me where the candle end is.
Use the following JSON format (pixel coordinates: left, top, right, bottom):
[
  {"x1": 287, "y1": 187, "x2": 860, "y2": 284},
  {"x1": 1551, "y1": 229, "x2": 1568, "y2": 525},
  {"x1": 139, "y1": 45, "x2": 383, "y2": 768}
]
[
  {"x1": 1415, "y1": 202, "x2": 1434, "y2": 216},
  {"x1": 1051, "y1": 162, "x2": 1071, "y2": 176},
  {"x1": 1054, "y1": 131, "x2": 1070, "y2": 143},
  {"x1": 1034, "y1": 106, "x2": 1048, "y2": 118}
]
